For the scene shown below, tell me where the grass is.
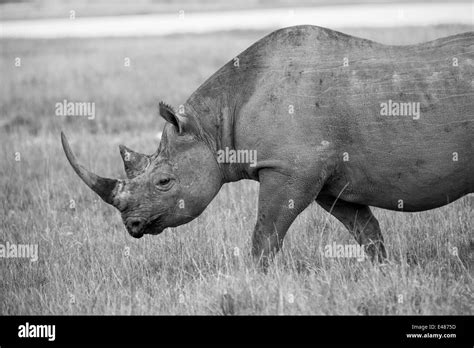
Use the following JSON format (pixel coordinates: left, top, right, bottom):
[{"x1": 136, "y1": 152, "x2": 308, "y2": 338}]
[{"x1": 0, "y1": 26, "x2": 473, "y2": 315}]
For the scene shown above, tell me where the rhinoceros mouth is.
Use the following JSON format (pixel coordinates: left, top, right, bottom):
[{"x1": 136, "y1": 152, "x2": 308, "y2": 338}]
[
  {"x1": 143, "y1": 218, "x2": 165, "y2": 236},
  {"x1": 125, "y1": 215, "x2": 165, "y2": 238}
]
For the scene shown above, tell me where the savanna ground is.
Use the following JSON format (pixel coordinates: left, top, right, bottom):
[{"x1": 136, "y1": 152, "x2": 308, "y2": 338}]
[{"x1": 1, "y1": 25, "x2": 473, "y2": 315}]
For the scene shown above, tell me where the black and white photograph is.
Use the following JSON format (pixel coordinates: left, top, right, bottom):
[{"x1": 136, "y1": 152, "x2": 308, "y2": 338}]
[{"x1": 0, "y1": 0, "x2": 473, "y2": 346}]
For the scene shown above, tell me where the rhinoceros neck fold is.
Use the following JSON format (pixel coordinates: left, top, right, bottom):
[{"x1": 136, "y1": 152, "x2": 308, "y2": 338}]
[
  {"x1": 185, "y1": 96, "x2": 244, "y2": 183},
  {"x1": 185, "y1": 43, "x2": 268, "y2": 183}
]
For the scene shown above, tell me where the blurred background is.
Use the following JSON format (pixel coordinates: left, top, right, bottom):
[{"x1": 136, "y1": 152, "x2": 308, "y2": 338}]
[
  {"x1": 0, "y1": 1, "x2": 473, "y2": 315},
  {"x1": 1, "y1": 0, "x2": 472, "y2": 136}
]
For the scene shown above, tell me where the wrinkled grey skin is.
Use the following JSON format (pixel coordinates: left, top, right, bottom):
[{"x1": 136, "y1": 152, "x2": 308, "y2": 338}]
[{"x1": 62, "y1": 25, "x2": 474, "y2": 267}]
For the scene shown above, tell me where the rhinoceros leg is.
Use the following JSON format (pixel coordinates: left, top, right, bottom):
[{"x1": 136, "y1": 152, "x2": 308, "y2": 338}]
[
  {"x1": 252, "y1": 169, "x2": 325, "y2": 268},
  {"x1": 316, "y1": 195, "x2": 387, "y2": 262}
]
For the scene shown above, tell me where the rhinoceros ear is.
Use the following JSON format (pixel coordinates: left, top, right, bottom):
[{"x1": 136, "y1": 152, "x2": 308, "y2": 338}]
[
  {"x1": 159, "y1": 101, "x2": 185, "y2": 134},
  {"x1": 119, "y1": 145, "x2": 149, "y2": 179}
]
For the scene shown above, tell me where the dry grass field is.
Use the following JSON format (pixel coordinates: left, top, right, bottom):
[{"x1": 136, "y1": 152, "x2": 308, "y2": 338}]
[{"x1": 0, "y1": 26, "x2": 473, "y2": 315}]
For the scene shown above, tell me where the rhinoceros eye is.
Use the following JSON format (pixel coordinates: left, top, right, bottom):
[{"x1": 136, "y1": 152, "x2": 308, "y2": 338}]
[
  {"x1": 158, "y1": 178, "x2": 171, "y2": 186},
  {"x1": 154, "y1": 176, "x2": 174, "y2": 191}
]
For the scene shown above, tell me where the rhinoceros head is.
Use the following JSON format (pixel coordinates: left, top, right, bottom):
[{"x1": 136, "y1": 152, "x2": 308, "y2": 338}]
[{"x1": 61, "y1": 102, "x2": 223, "y2": 238}]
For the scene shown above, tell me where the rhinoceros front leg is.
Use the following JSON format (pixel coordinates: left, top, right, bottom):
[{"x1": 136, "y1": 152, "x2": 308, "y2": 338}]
[
  {"x1": 316, "y1": 195, "x2": 387, "y2": 262},
  {"x1": 252, "y1": 169, "x2": 325, "y2": 268}
]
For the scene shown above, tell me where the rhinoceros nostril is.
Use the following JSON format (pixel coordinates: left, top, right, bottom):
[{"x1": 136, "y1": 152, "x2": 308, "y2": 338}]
[{"x1": 126, "y1": 218, "x2": 145, "y2": 238}]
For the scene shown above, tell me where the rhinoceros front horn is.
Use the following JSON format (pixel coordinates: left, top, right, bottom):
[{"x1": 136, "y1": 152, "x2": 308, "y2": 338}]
[{"x1": 61, "y1": 132, "x2": 120, "y2": 207}]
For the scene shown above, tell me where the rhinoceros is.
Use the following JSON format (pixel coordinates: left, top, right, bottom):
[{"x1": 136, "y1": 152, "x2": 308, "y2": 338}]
[{"x1": 62, "y1": 25, "x2": 473, "y2": 266}]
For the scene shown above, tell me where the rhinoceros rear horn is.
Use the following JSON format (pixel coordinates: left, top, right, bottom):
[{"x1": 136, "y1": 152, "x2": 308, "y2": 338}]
[
  {"x1": 118, "y1": 144, "x2": 149, "y2": 179},
  {"x1": 61, "y1": 132, "x2": 120, "y2": 207}
]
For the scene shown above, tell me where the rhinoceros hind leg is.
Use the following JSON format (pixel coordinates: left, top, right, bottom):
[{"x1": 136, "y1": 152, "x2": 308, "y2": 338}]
[{"x1": 316, "y1": 195, "x2": 387, "y2": 262}]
